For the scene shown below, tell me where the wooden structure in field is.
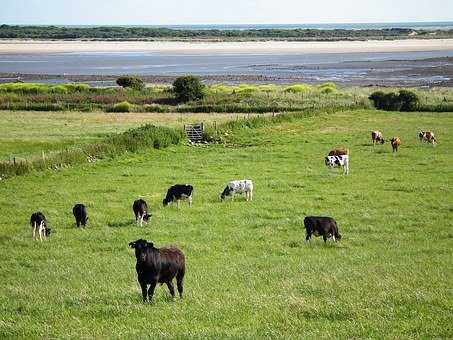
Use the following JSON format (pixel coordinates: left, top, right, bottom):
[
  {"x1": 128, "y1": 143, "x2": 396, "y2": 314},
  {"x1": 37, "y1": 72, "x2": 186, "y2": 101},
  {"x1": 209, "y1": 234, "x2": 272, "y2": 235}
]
[{"x1": 184, "y1": 123, "x2": 204, "y2": 142}]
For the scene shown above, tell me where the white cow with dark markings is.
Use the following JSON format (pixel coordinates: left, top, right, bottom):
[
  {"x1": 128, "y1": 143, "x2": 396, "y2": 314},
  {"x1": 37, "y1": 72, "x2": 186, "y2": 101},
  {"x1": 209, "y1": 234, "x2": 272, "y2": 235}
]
[
  {"x1": 220, "y1": 180, "x2": 254, "y2": 201},
  {"x1": 325, "y1": 155, "x2": 349, "y2": 175}
]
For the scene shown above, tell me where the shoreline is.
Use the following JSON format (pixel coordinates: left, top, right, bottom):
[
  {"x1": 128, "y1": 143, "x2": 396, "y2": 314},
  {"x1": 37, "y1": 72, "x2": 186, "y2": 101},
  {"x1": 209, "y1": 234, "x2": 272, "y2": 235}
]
[{"x1": 2, "y1": 38, "x2": 453, "y2": 54}]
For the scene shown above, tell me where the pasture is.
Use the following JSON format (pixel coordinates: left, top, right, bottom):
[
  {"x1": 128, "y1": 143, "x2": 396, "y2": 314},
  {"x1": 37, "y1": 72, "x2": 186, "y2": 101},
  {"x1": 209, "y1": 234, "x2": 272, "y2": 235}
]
[{"x1": 0, "y1": 109, "x2": 452, "y2": 338}]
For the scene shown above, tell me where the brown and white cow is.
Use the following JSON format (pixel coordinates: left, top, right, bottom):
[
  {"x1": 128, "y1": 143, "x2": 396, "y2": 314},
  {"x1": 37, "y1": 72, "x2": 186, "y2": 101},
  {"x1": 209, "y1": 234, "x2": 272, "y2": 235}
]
[
  {"x1": 390, "y1": 137, "x2": 401, "y2": 153},
  {"x1": 419, "y1": 131, "x2": 437, "y2": 145},
  {"x1": 371, "y1": 131, "x2": 385, "y2": 145},
  {"x1": 328, "y1": 148, "x2": 349, "y2": 156}
]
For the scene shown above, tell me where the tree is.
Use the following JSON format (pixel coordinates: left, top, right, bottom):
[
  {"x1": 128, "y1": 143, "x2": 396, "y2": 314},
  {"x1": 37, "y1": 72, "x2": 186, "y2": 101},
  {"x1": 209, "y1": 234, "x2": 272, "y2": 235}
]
[
  {"x1": 116, "y1": 76, "x2": 145, "y2": 90},
  {"x1": 172, "y1": 75, "x2": 205, "y2": 103}
]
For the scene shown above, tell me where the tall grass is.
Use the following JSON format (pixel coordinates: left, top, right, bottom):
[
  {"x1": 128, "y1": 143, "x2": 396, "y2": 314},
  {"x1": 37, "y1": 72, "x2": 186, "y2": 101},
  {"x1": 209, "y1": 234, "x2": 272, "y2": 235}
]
[{"x1": 0, "y1": 124, "x2": 184, "y2": 180}]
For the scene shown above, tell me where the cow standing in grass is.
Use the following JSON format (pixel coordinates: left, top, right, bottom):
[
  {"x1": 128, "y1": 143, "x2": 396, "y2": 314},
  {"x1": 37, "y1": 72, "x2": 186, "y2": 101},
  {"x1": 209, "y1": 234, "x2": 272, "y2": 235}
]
[
  {"x1": 328, "y1": 148, "x2": 349, "y2": 156},
  {"x1": 419, "y1": 131, "x2": 437, "y2": 145},
  {"x1": 133, "y1": 199, "x2": 152, "y2": 226},
  {"x1": 129, "y1": 239, "x2": 185, "y2": 302},
  {"x1": 30, "y1": 212, "x2": 51, "y2": 241},
  {"x1": 304, "y1": 216, "x2": 341, "y2": 243},
  {"x1": 220, "y1": 180, "x2": 254, "y2": 201},
  {"x1": 371, "y1": 131, "x2": 385, "y2": 146},
  {"x1": 325, "y1": 155, "x2": 349, "y2": 175},
  {"x1": 72, "y1": 204, "x2": 88, "y2": 228},
  {"x1": 163, "y1": 185, "x2": 194, "y2": 208},
  {"x1": 390, "y1": 137, "x2": 401, "y2": 153}
]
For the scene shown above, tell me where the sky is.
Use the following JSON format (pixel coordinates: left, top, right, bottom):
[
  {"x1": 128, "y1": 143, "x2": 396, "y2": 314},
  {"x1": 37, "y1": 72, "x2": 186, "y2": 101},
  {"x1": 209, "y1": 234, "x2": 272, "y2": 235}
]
[{"x1": 1, "y1": 0, "x2": 453, "y2": 25}]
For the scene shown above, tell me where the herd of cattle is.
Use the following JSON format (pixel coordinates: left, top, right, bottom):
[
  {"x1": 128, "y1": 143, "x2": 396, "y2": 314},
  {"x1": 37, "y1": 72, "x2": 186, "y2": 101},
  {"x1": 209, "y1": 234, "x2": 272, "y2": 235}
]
[{"x1": 27, "y1": 129, "x2": 437, "y2": 301}]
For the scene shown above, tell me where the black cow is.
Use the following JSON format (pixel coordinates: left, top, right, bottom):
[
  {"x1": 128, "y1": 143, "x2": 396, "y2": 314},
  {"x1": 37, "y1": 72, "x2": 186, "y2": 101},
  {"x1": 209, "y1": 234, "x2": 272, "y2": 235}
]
[
  {"x1": 163, "y1": 184, "x2": 193, "y2": 207},
  {"x1": 72, "y1": 204, "x2": 88, "y2": 228},
  {"x1": 132, "y1": 199, "x2": 151, "y2": 227},
  {"x1": 129, "y1": 239, "x2": 185, "y2": 302},
  {"x1": 304, "y1": 216, "x2": 341, "y2": 243},
  {"x1": 30, "y1": 212, "x2": 51, "y2": 241}
]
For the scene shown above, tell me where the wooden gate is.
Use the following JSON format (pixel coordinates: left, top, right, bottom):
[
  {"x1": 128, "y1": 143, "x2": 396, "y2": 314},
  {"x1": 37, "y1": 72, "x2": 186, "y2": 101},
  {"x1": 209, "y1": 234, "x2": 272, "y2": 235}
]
[{"x1": 185, "y1": 123, "x2": 204, "y2": 142}]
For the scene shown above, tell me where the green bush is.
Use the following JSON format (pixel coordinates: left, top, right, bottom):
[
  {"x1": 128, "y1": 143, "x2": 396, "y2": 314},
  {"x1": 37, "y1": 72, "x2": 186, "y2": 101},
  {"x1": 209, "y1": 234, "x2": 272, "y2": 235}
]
[
  {"x1": 116, "y1": 76, "x2": 145, "y2": 90},
  {"x1": 369, "y1": 90, "x2": 419, "y2": 111},
  {"x1": 172, "y1": 75, "x2": 205, "y2": 103},
  {"x1": 398, "y1": 90, "x2": 419, "y2": 111},
  {"x1": 110, "y1": 101, "x2": 133, "y2": 112},
  {"x1": 284, "y1": 84, "x2": 312, "y2": 94},
  {"x1": 318, "y1": 82, "x2": 337, "y2": 94}
]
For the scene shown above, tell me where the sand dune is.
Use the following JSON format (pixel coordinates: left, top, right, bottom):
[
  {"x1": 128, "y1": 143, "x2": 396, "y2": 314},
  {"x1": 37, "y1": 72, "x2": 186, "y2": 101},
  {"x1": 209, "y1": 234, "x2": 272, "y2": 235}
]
[{"x1": 1, "y1": 39, "x2": 453, "y2": 54}]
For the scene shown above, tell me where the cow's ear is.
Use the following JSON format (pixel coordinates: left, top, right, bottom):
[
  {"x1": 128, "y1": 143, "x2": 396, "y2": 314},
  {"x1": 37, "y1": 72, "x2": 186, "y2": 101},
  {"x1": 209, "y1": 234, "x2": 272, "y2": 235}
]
[
  {"x1": 147, "y1": 242, "x2": 154, "y2": 248},
  {"x1": 128, "y1": 242, "x2": 136, "y2": 248}
]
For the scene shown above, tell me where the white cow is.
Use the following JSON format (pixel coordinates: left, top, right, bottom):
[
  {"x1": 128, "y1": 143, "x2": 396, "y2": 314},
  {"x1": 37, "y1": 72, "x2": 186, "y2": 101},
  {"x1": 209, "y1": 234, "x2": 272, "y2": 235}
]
[
  {"x1": 220, "y1": 180, "x2": 254, "y2": 201},
  {"x1": 325, "y1": 155, "x2": 349, "y2": 175}
]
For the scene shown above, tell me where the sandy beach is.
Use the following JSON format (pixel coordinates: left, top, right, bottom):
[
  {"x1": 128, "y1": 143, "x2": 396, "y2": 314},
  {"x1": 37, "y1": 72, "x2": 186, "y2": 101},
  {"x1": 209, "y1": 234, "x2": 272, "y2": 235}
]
[{"x1": 1, "y1": 39, "x2": 453, "y2": 54}]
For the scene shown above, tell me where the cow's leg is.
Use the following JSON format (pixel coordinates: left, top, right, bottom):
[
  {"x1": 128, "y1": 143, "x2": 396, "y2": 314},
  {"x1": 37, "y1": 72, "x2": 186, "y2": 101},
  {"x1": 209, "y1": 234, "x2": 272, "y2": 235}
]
[
  {"x1": 139, "y1": 280, "x2": 148, "y2": 302},
  {"x1": 147, "y1": 280, "x2": 157, "y2": 301},
  {"x1": 166, "y1": 281, "x2": 175, "y2": 299},
  {"x1": 39, "y1": 221, "x2": 44, "y2": 241},
  {"x1": 176, "y1": 199, "x2": 180, "y2": 208},
  {"x1": 323, "y1": 235, "x2": 327, "y2": 243},
  {"x1": 245, "y1": 191, "x2": 249, "y2": 201},
  {"x1": 76, "y1": 220, "x2": 80, "y2": 227},
  {"x1": 176, "y1": 271, "x2": 184, "y2": 299},
  {"x1": 305, "y1": 232, "x2": 311, "y2": 242},
  {"x1": 332, "y1": 235, "x2": 336, "y2": 242},
  {"x1": 140, "y1": 215, "x2": 144, "y2": 227},
  {"x1": 188, "y1": 196, "x2": 192, "y2": 208}
]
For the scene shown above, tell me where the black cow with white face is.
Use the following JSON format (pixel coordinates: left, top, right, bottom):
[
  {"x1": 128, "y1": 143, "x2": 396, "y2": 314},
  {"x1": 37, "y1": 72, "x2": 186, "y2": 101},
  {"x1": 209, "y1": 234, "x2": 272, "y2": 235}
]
[
  {"x1": 163, "y1": 185, "x2": 193, "y2": 207},
  {"x1": 133, "y1": 199, "x2": 152, "y2": 227},
  {"x1": 30, "y1": 212, "x2": 51, "y2": 241}
]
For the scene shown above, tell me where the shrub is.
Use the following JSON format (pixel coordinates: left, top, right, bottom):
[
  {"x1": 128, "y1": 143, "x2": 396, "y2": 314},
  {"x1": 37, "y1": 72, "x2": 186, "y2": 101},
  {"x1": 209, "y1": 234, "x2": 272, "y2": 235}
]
[
  {"x1": 398, "y1": 89, "x2": 419, "y2": 111},
  {"x1": 369, "y1": 91, "x2": 401, "y2": 111},
  {"x1": 318, "y1": 82, "x2": 337, "y2": 94},
  {"x1": 284, "y1": 84, "x2": 312, "y2": 94},
  {"x1": 116, "y1": 76, "x2": 145, "y2": 90},
  {"x1": 172, "y1": 75, "x2": 205, "y2": 103},
  {"x1": 110, "y1": 101, "x2": 133, "y2": 112},
  {"x1": 369, "y1": 90, "x2": 419, "y2": 111}
]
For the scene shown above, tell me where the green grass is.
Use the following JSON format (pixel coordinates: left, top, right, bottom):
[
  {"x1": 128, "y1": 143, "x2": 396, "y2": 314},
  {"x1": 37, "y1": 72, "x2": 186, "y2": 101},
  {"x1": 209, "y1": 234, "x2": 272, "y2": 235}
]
[
  {"x1": 0, "y1": 110, "x2": 452, "y2": 338},
  {"x1": 0, "y1": 110, "x2": 253, "y2": 159}
]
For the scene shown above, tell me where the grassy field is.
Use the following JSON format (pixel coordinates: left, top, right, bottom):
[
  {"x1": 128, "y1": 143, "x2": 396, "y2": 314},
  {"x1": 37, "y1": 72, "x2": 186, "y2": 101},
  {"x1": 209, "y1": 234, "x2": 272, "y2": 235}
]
[
  {"x1": 0, "y1": 109, "x2": 452, "y2": 338},
  {"x1": 0, "y1": 110, "x2": 249, "y2": 159}
]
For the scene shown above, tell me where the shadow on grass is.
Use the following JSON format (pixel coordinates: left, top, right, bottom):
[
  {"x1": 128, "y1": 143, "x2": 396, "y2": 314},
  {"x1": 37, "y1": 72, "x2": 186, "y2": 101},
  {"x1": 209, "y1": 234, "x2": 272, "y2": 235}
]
[{"x1": 108, "y1": 220, "x2": 134, "y2": 228}]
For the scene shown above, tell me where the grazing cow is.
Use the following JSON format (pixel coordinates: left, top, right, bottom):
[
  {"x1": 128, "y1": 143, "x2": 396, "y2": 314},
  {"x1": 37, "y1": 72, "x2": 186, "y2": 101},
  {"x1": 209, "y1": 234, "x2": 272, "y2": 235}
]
[
  {"x1": 304, "y1": 216, "x2": 341, "y2": 243},
  {"x1": 30, "y1": 212, "x2": 51, "y2": 241},
  {"x1": 419, "y1": 131, "x2": 437, "y2": 145},
  {"x1": 72, "y1": 203, "x2": 88, "y2": 228},
  {"x1": 390, "y1": 137, "x2": 401, "y2": 153},
  {"x1": 129, "y1": 239, "x2": 185, "y2": 302},
  {"x1": 328, "y1": 148, "x2": 349, "y2": 156},
  {"x1": 371, "y1": 131, "x2": 385, "y2": 145},
  {"x1": 132, "y1": 199, "x2": 151, "y2": 227},
  {"x1": 220, "y1": 180, "x2": 254, "y2": 201},
  {"x1": 163, "y1": 185, "x2": 193, "y2": 207},
  {"x1": 325, "y1": 155, "x2": 349, "y2": 175}
]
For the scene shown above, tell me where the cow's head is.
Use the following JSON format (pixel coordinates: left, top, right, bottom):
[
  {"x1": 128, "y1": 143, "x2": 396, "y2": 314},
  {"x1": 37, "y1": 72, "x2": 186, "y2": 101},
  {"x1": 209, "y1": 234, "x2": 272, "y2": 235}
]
[
  {"x1": 325, "y1": 156, "x2": 334, "y2": 167},
  {"x1": 143, "y1": 213, "x2": 152, "y2": 222},
  {"x1": 220, "y1": 186, "x2": 232, "y2": 200},
  {"x1": 45, "y1": 228, "x2": 52, "y2": 237},
  {"x1": 380, "y1": 138, "x2": 385, "y2": 144},
  {"x1": 129, "y1": 239, "x2": 154, "y2": 262},
  {"x1": 162, "y1": 197, "x2": 171, "y2": 206}
]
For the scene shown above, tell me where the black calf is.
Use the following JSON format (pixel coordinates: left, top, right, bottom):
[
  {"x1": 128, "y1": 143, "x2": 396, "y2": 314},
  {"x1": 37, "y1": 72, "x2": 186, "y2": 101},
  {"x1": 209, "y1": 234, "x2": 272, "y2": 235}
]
[
  {"x1": 72, "y1": 204, "x2": 88, "y2": 228},
  {"x1": 129, "y1": 239, "x2": 185, "y2": 302}
]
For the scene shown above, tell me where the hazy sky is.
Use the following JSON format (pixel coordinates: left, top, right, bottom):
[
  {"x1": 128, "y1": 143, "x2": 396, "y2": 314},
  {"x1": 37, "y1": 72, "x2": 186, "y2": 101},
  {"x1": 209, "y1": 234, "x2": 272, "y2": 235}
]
[{"x1": 2, "y1": 0, "x2": 453, "y2": 25}]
